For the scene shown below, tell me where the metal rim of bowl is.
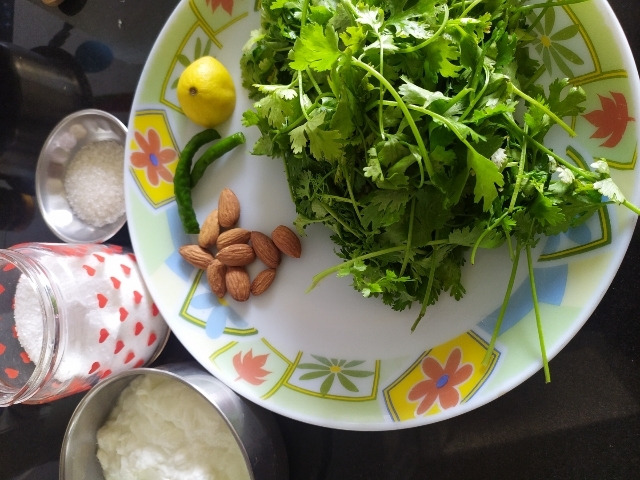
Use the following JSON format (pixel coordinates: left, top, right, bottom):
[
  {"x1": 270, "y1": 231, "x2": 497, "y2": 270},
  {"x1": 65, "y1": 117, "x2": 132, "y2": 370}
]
[
  {"x1": 59, "y1": 366, "x2": 258, "y2": 480},
  {"x1": 35, "y1": 108, "x2": 128, "y2": 244}
]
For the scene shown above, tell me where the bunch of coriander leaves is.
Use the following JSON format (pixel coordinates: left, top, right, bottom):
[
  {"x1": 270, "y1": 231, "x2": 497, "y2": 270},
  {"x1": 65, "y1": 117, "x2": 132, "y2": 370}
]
[{"x1": 240, "y1": 0, "x2": 639, "y2": 381}]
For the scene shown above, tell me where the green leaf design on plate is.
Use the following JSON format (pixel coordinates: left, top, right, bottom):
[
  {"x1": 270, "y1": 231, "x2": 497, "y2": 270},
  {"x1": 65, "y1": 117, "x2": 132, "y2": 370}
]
[
  {"x1": 341, "y1": 369, "x2": 375, "y2": 378},
  {"x1": 529, "y1": 8, "x2": 584, "y2": 79},
  {"x1": 203, "y1": 38, "x2": 212, "y2": 57},
  {"x1": 553, "y1": 43, "x2": 584, "y2": 65},
  {"x1": 343, "y1": 360, "x2": 365, "y2": 368},
  {"x1": 311, "y1": 355, "x2": 333, "y2": 367},
  {"x1": 299, "y1": 370, "x2": 331, "y2": 380},
  {"x1": 297, "y1": 362, "x2": 330, "y2": 370},
  {"x1": 297, "y1": 356, "x2": 375, "y2": 395},
  {"x1": 177, "y1": 54, "x2": 191, "y2": 67},
  {"x1": 337, "y1": 373, "x2": 359, "y2": 392},
  {"x1": 194, "y1": 37, "x2": 202, "y2": 59},
  {"x1": 320, "y1": 374, "x2": 335, "y2": 395},
  {"x1": 551, "y1": 24, "x2": 580, "y2": 41}
]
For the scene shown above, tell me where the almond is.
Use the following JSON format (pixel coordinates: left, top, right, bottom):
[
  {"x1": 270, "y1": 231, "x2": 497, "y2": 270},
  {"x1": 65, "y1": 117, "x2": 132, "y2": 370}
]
[
  {"x1": 226, "y1": 266, "x2": 250, "y2": 302},
  {"x1": 206, "y1": 259, "x2": 227, "y2": 298},
  {"x1": 251, "y1": 268, "x2": 276, "y2": 296},
  {"x1": 198, "y1": 209, "x2": 220, "y2": 248},
  {"x1": 218, "y1": 188, "x2": 240, "y2": 228},
  {"x1": 216, "y1": 244, "x2": 256, "y2": 266},
  {"x1": 216, "y1": 228, "x2": 251, "y2": 250},
  {"x1": 250, "y1": 231, "x2": 281, "y2": 268},
  {"x1": 179, "y1": 245, "x2": 215, "y2": 269},
  {"x1": 271, "y1": 225, "x2": 302, "y2": 258}
]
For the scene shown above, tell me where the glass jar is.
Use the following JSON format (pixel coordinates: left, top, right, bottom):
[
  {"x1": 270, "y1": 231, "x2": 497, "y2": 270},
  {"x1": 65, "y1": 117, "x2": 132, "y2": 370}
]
[{"x1": 0, "y1": 243, "x2": 169, "y2": 406}]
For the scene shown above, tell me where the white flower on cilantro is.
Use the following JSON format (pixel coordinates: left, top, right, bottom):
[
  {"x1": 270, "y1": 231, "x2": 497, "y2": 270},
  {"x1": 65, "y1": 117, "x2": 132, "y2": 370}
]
[
  {"x1": 491, "y1": 148, "x2": 508, "y2": 169},
  {"x1": 547, "y1": 155, "x2": 557, "y2": 172},
  {"x1": 549, "y1": 180, "x2": 570, "y2": 196},
  {"x1": 556, "y1": 166, "x2": 575, "y2": 184},
  {"x1": 590, "y1": 160, "x2": 610, "y2": 175},
  {"x1": 243, "y1": 28, "x2": 265, "y2": 52},
  {"x1": 485, "y1": 97, "x2": 499, "y2": 108},
  {"x1": 593, "y1": 178, "x2": 626, "y2": 204},
  {"x1": 301, "y1": 94, "x2": 312, "y2": 110}
]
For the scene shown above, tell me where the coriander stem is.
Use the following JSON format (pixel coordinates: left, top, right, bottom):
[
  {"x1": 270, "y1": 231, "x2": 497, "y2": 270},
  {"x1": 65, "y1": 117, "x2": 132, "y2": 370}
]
[
  {"x1": 320, "y1": 194, "x2": 360, "y2": 205},
  {"x1": 300, "y1": 0, "x2": 309, "y2": 24},
  {"x1": 318, "y1": 200, "x2": 362, "y2": 238},
  {"x1": 482, "y1": 244, "x2": 521, "y2": 366},
  {"x1": 306, "y1": 246, "x2": 407, "y2": 293},
  {"x1": 526, "y1": 8, "x2": 547, "y2": 34},
  {"x1": 339, "y1": 157, "x2": 363, "y2": 223},
  {"x1": 411, "y1": 246, "x2": 439, "y2": 332},
  {"x1": 426, "y1": 239, "x2": 449, "y2": 247},
  {"x1": 400, "y1": 197, "x2": 416, "y2": 277},
  {"x1": 502, "y1": 114, "x2": 599, "y2": 181},
  {"x1": 515, "y1": 0, "x2": 589, "y2": 13},
  {"x1": 461, "y1": 0, "x2": 482, "y2": 18},
  {"x1": 306, "y1": 67, "x2": 323, "y2": 96},
  {"x1": 622, "y1": 199, "x2": 640, "y2": 215},
  {"x1": 509, "y1": 82, "x2": 577, "y2": 137},
  {"x1": 282, "y1": 156, "x2": 297, "y2": 204},
  {"x1": 442, "y1": 87, "x2": 474, "y2": 114},
  {"x1": 505, "y1": 231, "x2": 515, "y2": 262},
  {"x1": 397, "y1": 5, "x2": 449, "y2": 53},
  {"x1": 277, "y1": 102, "x2": 322, "y2": 134},
  {"x1": 522, "y1": 65, "x2": 546, "y2": 91},
  {"x1": 526, "y1": 244, "x2": 551, "y2": 383},
  {"x1": 509, "y1": 123, "x2": 528, "y2": 212},
  {"x1": 352, "y1": 58, "x2": 432, "y2": 187},
  {"x1": 460, "y1": 65, "x2": 490, "y2": 122},
  {"x1": 298, "y1": 0, "x2": 311, "y2": 118},
  {"x1": 298, "y1": 75, "x2": 311, "y2": 121},
  {"x1": 378, "y1": 34, "x2": 386, "y2": 140},
  {"x1": 470, "y1": 211, "x2": 510, "y2": 264},
  {"x1": 382, "y1": 100, "x2": 481, "y2": 154}
]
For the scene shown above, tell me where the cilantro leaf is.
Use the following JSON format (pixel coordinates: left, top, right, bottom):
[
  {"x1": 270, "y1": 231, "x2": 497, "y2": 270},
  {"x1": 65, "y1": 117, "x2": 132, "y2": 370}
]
[
  {"x1": 398, "y1": 81, "x2": 449, "y2": 108},
  {"x1": 423, "y1": 37, "x2": 463, "y2": 80},
  {"x1": 289, "y1": 111, "x2": 342, "y2": 162},
  {"x1": 254, "y1": 91, "x2": 295, "y2": 128},
  {"x1": 548, "y1": 78, "x2": 587, "y2": 118},
  {"x1": 530, "y1": 193, "x2": 566, "y2": 227},
  {"x1": 467, "y1": 149, "x2": 505, "y2": 211},
  {"x1": 241, "y1": 0, "x2": 611, "y2": 335},
  {"x1": 360, "y1": 189, "x2": 410, "y2": 230},
  {"x1": 290, "y1": 23, "x2": 341, "y2": 72}
]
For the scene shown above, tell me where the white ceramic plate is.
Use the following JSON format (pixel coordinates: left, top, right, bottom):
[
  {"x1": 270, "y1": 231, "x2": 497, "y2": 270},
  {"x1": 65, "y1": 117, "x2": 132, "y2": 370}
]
[{"x1": 124, "y1": 0, "x2": 640, "y2": 430}]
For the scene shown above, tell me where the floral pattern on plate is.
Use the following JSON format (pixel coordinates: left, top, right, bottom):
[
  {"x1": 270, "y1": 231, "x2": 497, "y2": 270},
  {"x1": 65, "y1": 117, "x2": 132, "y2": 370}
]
[
  {"x1": 124, "y1": 0, "x2": 640, "y2": 429},
  {"x1": 383, "y1": 332, "x2": 499, "y2": 421},
  {"x1": 129, "y1": 109, "x2": 179, "y2": 208}
]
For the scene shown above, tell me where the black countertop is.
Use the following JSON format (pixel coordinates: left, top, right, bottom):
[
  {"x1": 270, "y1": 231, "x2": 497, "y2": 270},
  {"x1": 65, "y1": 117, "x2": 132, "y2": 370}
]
[{"x1": 1, "y1": 1, "x2": 639, "y2": 479}]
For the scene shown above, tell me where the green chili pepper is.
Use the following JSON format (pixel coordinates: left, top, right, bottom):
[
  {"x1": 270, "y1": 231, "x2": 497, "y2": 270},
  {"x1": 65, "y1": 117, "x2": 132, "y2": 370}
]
[
  {"x1": 174, "y1": 129, "x2": 220, "y2": 234},
  {"x1": 190, "y1": 132, "x2": 246, "y2": 187}
]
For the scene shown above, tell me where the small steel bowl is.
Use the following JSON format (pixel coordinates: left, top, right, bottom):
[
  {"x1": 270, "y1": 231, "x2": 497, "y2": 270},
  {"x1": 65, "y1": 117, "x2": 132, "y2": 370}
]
[
  {"x1": 59, "y1": 362, "x2": 289, "y2": 480},
  {"x1": 35, "y1": 109, "x2": 127, "y2": 243}
]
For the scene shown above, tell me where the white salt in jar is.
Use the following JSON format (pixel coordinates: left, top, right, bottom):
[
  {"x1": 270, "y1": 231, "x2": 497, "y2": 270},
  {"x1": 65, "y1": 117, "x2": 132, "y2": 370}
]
[{"x1": 0, "y1": 243, "x2": 169, "y2": 406}]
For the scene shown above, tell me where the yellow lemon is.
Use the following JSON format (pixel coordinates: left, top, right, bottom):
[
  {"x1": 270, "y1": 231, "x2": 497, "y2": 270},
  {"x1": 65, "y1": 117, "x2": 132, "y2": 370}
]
[{"x1": 177, "y1": 56, "x2": 236, "y2": 128}]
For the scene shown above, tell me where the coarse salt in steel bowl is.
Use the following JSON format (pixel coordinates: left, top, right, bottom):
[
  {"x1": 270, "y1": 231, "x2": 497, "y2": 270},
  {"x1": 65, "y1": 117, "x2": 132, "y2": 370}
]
[
  {"x1": 35, "y1": 109, "x2": 128, "y2": 243},
  {"x1": 59, "y1": 362, "x2": 289, "y2": 480}
]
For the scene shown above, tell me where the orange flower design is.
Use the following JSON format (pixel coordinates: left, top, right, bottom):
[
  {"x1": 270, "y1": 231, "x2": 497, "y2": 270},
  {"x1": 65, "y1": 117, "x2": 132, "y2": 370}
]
[
  {"x1": 233, "y1": 350, "x2": 271, "y2": 386},
  {"x1": 130, "y1": 129, "x2": 177, "y2": 186},
  {"x1": 408, "y1": 348, "x2": 472, "y2": 415},
  {"x1": 205, "y1": 0, "x2": 234, "y2": 15}
]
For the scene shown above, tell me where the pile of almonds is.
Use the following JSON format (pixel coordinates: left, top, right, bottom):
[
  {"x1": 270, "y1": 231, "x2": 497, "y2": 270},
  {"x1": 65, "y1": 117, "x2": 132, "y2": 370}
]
[{"x1": 178, "y1": 188, "x2": 301, "y2": 302}]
